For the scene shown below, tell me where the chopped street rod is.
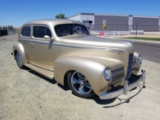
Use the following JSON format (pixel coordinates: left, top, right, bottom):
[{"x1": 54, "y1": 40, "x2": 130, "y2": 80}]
[{"x1": 12, "y1": 19, "x2": 146, "y2": 100}]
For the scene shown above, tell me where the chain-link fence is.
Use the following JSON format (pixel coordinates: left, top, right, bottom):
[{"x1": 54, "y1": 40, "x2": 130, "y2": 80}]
[{"x1": 132, "y1": 25, "x2": 159, "y2": 32}]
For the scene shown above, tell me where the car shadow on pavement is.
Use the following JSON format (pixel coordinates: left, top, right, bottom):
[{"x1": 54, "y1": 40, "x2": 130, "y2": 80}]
[
  {"x1": 27, "y1": 69, "x2": 69, "y2": 91},
  {"x1": 92, "y1": 96, "x2": 117, "y2": 105},
  {"x1": 28, "y1": 70, "x2": 57, "y2": 84},
  {"x1": 57, "y1": 83, "x2": 70, "y2": 91}
]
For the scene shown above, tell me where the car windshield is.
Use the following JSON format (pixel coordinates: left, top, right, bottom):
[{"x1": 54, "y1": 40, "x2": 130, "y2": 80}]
[{"x1": 55, "y1": 24, "x2": 89, "y2": 37}]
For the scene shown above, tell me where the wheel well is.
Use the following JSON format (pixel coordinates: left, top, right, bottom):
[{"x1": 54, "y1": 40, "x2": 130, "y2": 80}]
[
  {"x1": 14, "y1": 50, "x2": 18, "y2": 60},
  {"x1": 64, "y1": 70, "x2": 75, "y2": 89}
]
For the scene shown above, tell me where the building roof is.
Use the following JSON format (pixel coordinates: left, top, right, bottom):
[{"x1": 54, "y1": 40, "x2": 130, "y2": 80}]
[{"x1": 69, "y1": 12, "x2": 160, "y2": 19}]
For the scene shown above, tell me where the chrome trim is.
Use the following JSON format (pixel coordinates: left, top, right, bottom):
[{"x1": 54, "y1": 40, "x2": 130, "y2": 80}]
[
  {"x1": 105, "y1": 48, "x2": 125, "y2": 53},
  {"x1": 126, "y1": 53, "x2": 134, "y2": 80},
  {"x1": 71, "y1": 71, "x2": 92, "y2": 94},
  {"x1": 111, "y1": 68, "x2": 124, "y2": 85},
  {"x1": 16, "y1": 52, "x2": 23, "y2": 67},
  {"x1": 99, "y1": 69, "x2": 146, "y2": 100},
  {"x1": 20, "y1": 39, "x2": 125, "y2": 52},
  {"x1": 137, "y1": 55, "x2": 142, "y2": 64},
  {"x1": 124, "y1": 81, "x2": 129, "y2": 95},
  {"x1": 20, "y1": 39, "x2": 49, "y2": 45}
]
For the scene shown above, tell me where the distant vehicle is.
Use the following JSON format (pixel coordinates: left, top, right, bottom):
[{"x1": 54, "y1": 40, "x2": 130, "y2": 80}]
[
  {"x1": 0, "y1": 26, "x2": 13, "y2": 36},
  {"x1": 12, "y1": 19, "x2": 146, "y2": 100},
  {"x1": 0, "y1": 26, "x2": 8, "y2": 36}
]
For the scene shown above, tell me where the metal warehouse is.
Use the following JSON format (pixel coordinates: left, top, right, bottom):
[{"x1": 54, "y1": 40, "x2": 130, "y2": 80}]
[{"x1": 69, "y1": 13, "x2": 160, "y2": 32}]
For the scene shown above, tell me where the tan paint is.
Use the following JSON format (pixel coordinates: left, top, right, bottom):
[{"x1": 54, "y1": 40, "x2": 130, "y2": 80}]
[
  {"x1": 13, "y1": 19, "x2": 142, "y2": 95},
  {"x1": 13, "y1": 42, "x2": 27, "y2": 65}
]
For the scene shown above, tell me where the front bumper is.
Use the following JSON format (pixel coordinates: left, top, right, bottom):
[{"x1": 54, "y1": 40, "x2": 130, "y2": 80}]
[{"x1": 100, "y1": 69, "x2": 146, "y2": 100}]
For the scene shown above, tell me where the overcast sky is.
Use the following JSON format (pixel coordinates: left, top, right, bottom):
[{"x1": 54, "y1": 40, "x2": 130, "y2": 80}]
[{"x1": 0, "y1": 0, "x2": 160, "y2": 27}]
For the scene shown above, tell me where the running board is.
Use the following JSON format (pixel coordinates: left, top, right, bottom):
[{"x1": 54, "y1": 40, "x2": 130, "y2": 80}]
[{"x1": 25, "y1": 63, "x2": 54, "y2": 79}]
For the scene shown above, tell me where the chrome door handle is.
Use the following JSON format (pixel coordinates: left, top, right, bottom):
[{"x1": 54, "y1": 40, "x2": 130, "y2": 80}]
[{"x1": 49, "y1": 40, "x2": 53, "y2": 49}]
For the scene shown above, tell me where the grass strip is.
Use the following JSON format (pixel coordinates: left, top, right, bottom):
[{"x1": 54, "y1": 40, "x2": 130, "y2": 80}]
[{"x1": 124, "y1": 37, "x2": 160, "y2": 41}]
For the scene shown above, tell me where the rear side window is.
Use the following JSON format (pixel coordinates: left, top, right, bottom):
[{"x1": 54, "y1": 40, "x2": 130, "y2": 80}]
[
  {"x1": 33, "y1": 26, "x2": 52, "y2": 38},
  {"x1": 21, "y1": 26, "x2": 31, "y2": 37}
]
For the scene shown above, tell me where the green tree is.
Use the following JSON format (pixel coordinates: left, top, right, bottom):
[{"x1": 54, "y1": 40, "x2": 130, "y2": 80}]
[{"x1": 55, "y1": 13, "x2": 66, "y2": 19}]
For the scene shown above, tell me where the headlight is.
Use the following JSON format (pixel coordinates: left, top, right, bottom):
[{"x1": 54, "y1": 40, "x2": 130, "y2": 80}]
[
  {"x1": 137, "y1": 55, "x2": 142, "y2": 64},
  {"x1": 104, "y1": 68, "x2": 112, "y2": 81}
]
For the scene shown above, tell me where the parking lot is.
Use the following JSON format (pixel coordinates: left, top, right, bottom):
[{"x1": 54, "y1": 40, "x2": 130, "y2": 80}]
[{"x1": 0, "y1": 34, "x2": 160, "y2": 120}]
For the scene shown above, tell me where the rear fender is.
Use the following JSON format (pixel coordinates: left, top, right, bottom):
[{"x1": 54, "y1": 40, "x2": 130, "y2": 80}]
[{"x1": 13, "y1": 42, "x2": 27, "y2": 65}]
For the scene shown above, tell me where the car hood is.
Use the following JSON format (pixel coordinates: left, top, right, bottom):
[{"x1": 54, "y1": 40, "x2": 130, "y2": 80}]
[{"x1": 61, "y1": 35, "x2": 134, "y2": 53}]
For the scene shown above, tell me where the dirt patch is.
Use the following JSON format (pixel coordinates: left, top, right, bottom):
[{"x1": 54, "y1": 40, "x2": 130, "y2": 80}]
[{"x1": 0, "y1": 34, "x2": 18, "y2": 42}]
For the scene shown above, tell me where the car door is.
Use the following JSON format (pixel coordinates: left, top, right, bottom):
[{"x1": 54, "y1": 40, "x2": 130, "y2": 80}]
[
  {"x1": 19, "y1": 25, "x2": 33, "y2": 62},
  {"x1": 29, "y1": 25, "x2": 55, "y2": 71}
]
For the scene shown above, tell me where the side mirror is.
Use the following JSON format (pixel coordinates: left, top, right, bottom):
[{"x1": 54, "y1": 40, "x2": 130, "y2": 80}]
[{"x1": 44, "y1": 35, "x2": 50, "y2": 39}]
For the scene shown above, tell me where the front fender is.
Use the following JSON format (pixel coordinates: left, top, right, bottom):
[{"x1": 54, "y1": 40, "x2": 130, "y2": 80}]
[
  {"x1": 54, "y1": 56, "x2": 122, "y2": 95},
  {"x1": 13, "y1": 42, "x2": 27, "y2": 65}
]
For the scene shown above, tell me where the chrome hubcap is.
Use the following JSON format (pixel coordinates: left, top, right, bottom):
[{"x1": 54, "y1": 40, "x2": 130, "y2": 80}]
[
  {"x1": 16, "y1": 53, "x2": 23, "y2": 67},
  {"x1": 71, "y1": 72, "x2": 92, "y2": 94}
]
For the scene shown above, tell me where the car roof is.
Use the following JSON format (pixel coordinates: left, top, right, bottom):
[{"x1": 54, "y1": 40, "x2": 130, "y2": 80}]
[{"x1": 24, "y1": 19, "x2": 83, "y2": 26}]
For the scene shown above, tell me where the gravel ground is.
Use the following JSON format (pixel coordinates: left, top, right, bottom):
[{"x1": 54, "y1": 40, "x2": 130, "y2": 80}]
[{"x1": 0, "y1": 34, "x2": 160, "y2": 120}]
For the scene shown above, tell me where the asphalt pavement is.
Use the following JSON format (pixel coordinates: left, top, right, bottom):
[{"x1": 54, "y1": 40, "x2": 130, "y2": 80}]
[{"x1": 133, "y1": 42, "x2": 160, "y2": 64}]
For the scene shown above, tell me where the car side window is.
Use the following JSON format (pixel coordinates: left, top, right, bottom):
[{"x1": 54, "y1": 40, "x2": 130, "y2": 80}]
[
  {"x1": 33, "y1": 26, "x2": 52, "y2": 38},
  {"x1": 21, "y1": 26, "x2": 31, "y2": 37}
]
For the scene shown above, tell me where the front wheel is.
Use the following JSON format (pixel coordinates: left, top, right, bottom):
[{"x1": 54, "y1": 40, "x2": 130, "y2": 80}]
[
  {"x1": 67, "y1": 71, "x2": 95, "y2": 98},
  {"x1": 16, "y1": 52, "x2": 25, "y2": 69}
]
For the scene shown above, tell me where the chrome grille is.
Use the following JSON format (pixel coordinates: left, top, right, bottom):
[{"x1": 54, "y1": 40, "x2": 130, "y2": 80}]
[
  {"x1": 111, "y1": 68, "x2": 124, "y2": 85},
  {"x1": 126, "y1": 53, "x2": 134, "y2": 80}
]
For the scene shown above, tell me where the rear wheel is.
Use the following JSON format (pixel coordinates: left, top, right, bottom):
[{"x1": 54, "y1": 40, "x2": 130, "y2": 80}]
[
  {"x1": 67, "y1": 71, "x2": 95, "y2": 98},
  {"x1": 16, "y1": 52, "x2": 25, "y2": 69}
]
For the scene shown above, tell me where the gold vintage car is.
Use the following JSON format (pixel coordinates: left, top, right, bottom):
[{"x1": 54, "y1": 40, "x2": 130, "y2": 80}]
[{"x1": 12, "y1": 19, "x2": 146, "y2": 100}]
